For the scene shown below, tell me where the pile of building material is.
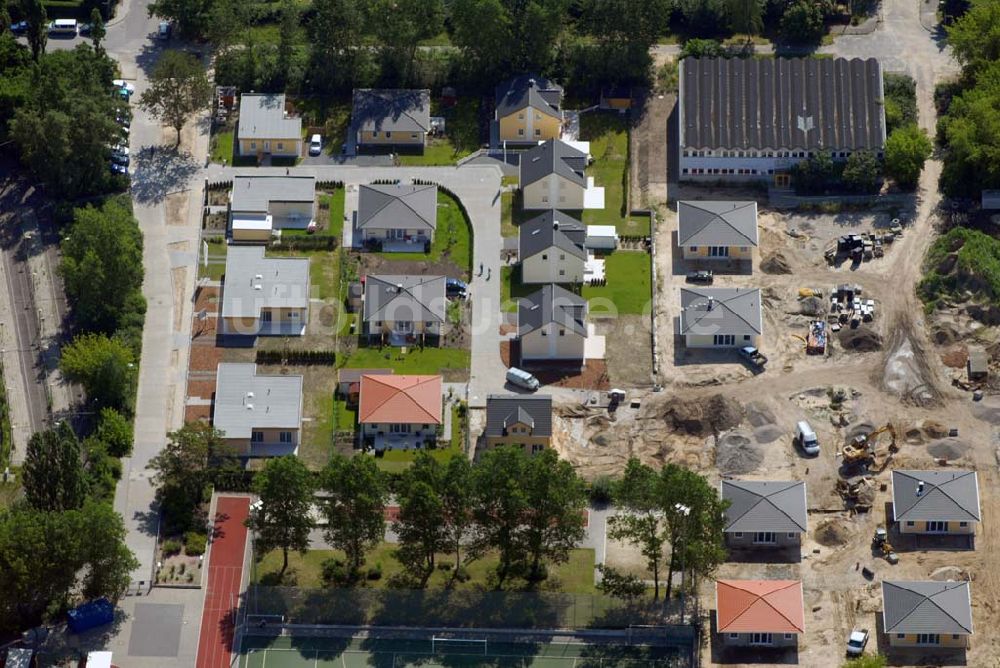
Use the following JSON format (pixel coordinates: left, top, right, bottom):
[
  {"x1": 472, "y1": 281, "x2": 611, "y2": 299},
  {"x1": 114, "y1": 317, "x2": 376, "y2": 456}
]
[
  {"x1": 836, "y1": 476, "x2": 877, "y2": 512},
  {"x1": 830, "y1": 284, "x2": 876, "y2": 329},
  {"x1": 806, "y1": 320, "x2": 828, "y2": 355},
  {"x1": 826, "y1": 230, "x2": 897, "y2": 264}
]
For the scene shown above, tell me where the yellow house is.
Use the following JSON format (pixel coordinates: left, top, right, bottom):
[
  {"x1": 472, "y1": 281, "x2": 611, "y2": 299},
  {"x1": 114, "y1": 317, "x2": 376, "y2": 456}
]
[
  {"x1": 891, "y1": 470, "x2": 980, "y2": 537},
  {"x1": 213, "y1": 363, "x2": 303, "y2": 457},
  {"x1": 495, "y1": 74, "x2": 564, "y2": 144},
  {"x1": 484, "y1": 395, "x2": 553, "y2": 453},
  {"x1": 236, "y1": 93, "x2": 302, "y2": 158},
  {"x1": 680, "y1": 287, "x2": 762, "y2": 349},
  {"x1": 353, "y1": 89, "x2": 430, "y2": 150},
  {"x1": 882, "y1": 581, "x2": 972, "y2": 650},
  {"x1": 220, "y1": 246, "x2": 310, "y2": 337},
  {"x1": 677, "y1": 201, "x2": 758, "y2": 262}
]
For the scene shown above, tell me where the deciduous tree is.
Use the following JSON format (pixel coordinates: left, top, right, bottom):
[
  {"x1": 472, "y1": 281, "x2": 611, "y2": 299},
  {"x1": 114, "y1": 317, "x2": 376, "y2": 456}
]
[
  {"x1": 608, "y1": 459, "x2": 667, "y2": 599},
  {"x1": 321, "y1": 454, "x2": 386, "y2": 575},
  {"x1": 778, "y1": 0, "x2": 825, "y2": 44},
  {"x1": 248, "y1": 456, "x2": 314, "y2": 576},
  {"x1": 59, "y1": 333, "x2": 136, "y2": 412},
  {"x1": 19, "y1": 0, "x2": 46, "y2": 61},
  {"x1": 841, "y1": 150, "x2": 881, "y2": 193},
  {"x1": 440, "y1": 454, "x2": 475, "y2": 575},
  {"x1": 393, "y1": 452, "x2": 446, "y2": 585},
  {"x1": 89, "y1": 8, "x2": 105, "y2": 51},
  {"x1": 885, "y1": 123, "x2": 932, "y2": 190},
  {"x1": 139, "y1": 50, "x2": 212, "y2": 147},
  {"x1": 96, "y1": 407, "x2": 134, "y2": 458},
  {"x1": 520, "y1": 448, "x2": 586, "y2": 580},
  {"x1": 22, "y1": 422, "x2": 87, "y2": 512},
  {"x1": 366, "y1": 0, "x2": 443, "y2": 86}
]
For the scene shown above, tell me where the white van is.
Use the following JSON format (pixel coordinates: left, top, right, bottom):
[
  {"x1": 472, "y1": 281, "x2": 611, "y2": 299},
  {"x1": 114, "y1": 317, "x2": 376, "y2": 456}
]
[
  {"x1": 796, "y1": 420, "x2": 820, "y2": 455},
  {"x1": 506, "y1": 367, "x2": 540, "y2": 391},
  {"x1": 49, "y1": 18, "x2": 78, "y2": 35}
]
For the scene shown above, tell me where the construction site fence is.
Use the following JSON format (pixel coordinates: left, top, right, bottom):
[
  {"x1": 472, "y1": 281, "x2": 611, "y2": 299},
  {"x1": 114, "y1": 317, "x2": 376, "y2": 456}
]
[{"x1": 245, "y1": 586, "x2": 691, "y2": 632}]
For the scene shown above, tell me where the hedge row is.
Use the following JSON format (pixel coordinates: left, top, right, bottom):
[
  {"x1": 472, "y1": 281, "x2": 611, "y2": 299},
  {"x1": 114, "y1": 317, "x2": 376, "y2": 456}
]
[
  {"x1": 270, "y1": 236, "x2": 338, "y2": 251},
  {"x1": 255, "y1": 349, "x2": 336, "y2": 365}
]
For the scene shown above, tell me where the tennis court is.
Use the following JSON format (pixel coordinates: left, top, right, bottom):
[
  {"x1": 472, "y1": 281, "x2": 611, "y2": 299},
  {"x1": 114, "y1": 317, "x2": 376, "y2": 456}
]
[{"x1": 239, "y1": 635, "x2": 687, "y2": 668}]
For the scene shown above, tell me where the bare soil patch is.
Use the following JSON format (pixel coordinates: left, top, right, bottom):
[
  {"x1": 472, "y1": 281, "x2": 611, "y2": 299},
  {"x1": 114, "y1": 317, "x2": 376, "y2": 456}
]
[{"x1": 356, "y1": 252, "x2": 463, "y2": 279}]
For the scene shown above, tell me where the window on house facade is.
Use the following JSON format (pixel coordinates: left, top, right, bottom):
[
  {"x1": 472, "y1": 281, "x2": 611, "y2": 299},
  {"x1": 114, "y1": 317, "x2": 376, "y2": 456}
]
[
  {"x1": 733, "y1": 532, "x2": 743, "y2": 538},
  {"x1": 518, "y1": 128, "x2": 525, "y2": 136},
  {"x1": 261, "y1": 311, "x2": 273, "y2": 323},
  {"x1": 279, "y1": 431, "x2": 292, "y2": 443},
  {"x1": 917, "y1": 634, "x2": 940, "y2": 645},
  {"x1": 250, "y1": 142, "x2": 257, "y2": 150},
  {"x1": 534, "y1": 128, "x2": 541, "y2": 136},
  {"x1": 386, "y1": 131, "x2": 392, "y2": 139},
  {"x1": 531, "y1": 444, "x2": 544, "y2": 454},
  {"x1": 559, "y1": 329, "x2": 565, "y2": 336},
  {"x1": 542, "y1": 195, "x2": 549, "y2": 202},
  {"x1": 714, "y1": 334, "x2": 736, "y2": 346},
  {"x1": 559, "y1": 269, "x2": 565, "y2": 276},
  {"x1": 542, "y1": 254, "x2": 548, "y2": 260},
  {"x1": 251, "y1": 431, "x2": 264, "y2": 443}
]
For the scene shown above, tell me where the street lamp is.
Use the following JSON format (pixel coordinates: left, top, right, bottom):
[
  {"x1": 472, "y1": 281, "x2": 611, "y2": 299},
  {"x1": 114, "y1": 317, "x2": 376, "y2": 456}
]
[{"x1": 675, "y1": 503, "x2": 691, "y2": 624}]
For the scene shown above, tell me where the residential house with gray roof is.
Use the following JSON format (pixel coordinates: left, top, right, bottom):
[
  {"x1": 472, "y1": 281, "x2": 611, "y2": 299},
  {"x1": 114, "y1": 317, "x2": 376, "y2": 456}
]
[
  {"x1": 722, "y1": 480, "x2": 808, "y2": 551},
  {"x1": 356, "y1": 184, "x2": 438, "y2": 252},
  {"x1": 229, "y1": 175, "x2": 316, "y2": 242},
  {"x1": 519, "y1": 211, "x2": 587, "y2": 285},
  {"x1": 363, "y1": 274, "x2": 446, "y2": 346},
  {"x1": 679, "y1": 287, "x2": 762, "y2": 349},
  {"x1": 220, "y1": 246, "x2": 309, "y2": 337},
  {"x1": 677, "y1": 201, "x2": 759, "y2": 262},
  {"x1": 882, "y1": 581, "x2": 973, "y2": 649},
  {"x1": 213, "y1": 363, "x2": 303, "y2": 457},
  {"x1": 352, "y1": 89, "x2": 431, "y2": 150},
  {"x1": 679, "y1": 57, "x2": 886, "y2": 185},
  {"x1": 484, "y1": 395, "x2": 553, "y2": 453},
  {"x1": 518, "y1": 283, "x2": 588, "y2": 364},
  {"x1": 520, "y1": 140, "x2": 604, "y2": 211},
  {"x1": 892, "y1": 470, "x2": 980, "y2": 538},
  {"x1": 495, "y1": 74, "x2": 564, "y2": 144},
  {"x1": 237, "y1": 93, "x2": 302, "y2": 158}
]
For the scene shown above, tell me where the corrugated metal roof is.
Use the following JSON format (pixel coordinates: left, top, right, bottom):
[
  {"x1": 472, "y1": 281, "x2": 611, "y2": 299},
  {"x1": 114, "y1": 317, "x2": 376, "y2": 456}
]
[
  {"x1": 892, "y1": 470, "x2": 981, "y2": 523},
  {"x1": 352, "y1": 89, "x2": 431, "y2": 133},
  {"x1": 485, "y1": 395, "x2": 553, "y2": 438},
  {"x1": 363, "y1": 274, "x2": 446, "y2": 324},
  {"x1": 679, "y1": 287, "x2": 762, "y2": 337},
  {"x1": 677, "y1": 201, "x2": 759, "y2": 247},
  {"x1": 519, "y1": 210, "x2": 586, "y2": 261},
  {"x1": 237, "y1": 94, "x2": 302, "y2": 141},
  {"x1": 518, "y1": 283, "x2": 587, "y2": 338},
  {"x1": 221, "y1": 246, "x2": 309, "y2": 319},
  {"x1": 356, "y1": 184, "x2": 437, "y2": 231},
  {"x1": 214, "y1": 363, "x2": 302, "y2": 440},
  {"x1": 495, "y1": 74, "x2": 563, "y2": 119},
  {"x1": 722, "y1": 480, "x2": 808, "y2": 533},
  {"x1": 882, "y1": 581, "x2": 973, "y2": 635},
  {"x1": 520, "y1": 140, "x2": 588, "y2": 188},
  {"x1": 680, "y1": 57, "x2": 885, "y2": 151},
  {"x1": 230, "y1": 176, "x2": 315, "y2": 213}
]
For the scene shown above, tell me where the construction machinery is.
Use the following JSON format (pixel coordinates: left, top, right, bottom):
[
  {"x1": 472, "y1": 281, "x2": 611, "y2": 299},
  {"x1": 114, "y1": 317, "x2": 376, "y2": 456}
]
[
  {"x1": 841, "y1": 424, "x2": 898, "y2": 473},
  {"x1": 872, "y1": 527, "x2": 899, "y2": 564},
  {"x1": 806, "y1": 320, "x2": 827, "y2": 355}
]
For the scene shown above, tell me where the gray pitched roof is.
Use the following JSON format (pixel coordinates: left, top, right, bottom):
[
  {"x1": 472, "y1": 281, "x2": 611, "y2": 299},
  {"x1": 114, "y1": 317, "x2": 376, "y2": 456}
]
[
  {"x1": 518, "y1": 283, "x2": 587, "y2": 338},
  {"x1": 231, "y1": 176, "x2": 316, "y2": 213},
  {"x1": 363, "y1": 275, "x2": 446, "y2": 324},
  {"x1": 680, "y1": 57, "x2": 886, "y2": 151},
  {"x1": 238, "y1": 93, "x2": 302, "y2": 140},
  {"x1": 520, "y1": 140, "x2": 588, "y2": 188},
  {"x1": 722, "y1": 480, "x2": 808, "y2": 533},
  {"x1": 221, "y1": 246, "x2": 309, "y2": 319},
  {"x1": 485, "y1": 394, "x2": 553, "y2": 438},
  {"x1": 495, "y1": 74, "x2": 563, "y2": 120},
  {"x1": 882, "y1": 581, "x2": 973, "y2": 635},
  {"x1": 519, "y1": 211, "x2": 586, "y2": 261},
  {"x1": 892, "y1": 470, "x2": 981, "y2": 523},
  {"x1": 677, "y1": 201, "x2": 759, "y2": 247},
  {"x1": 214, "y1": 363, "x2": 303, "y2": 440},
  {"x1": 356, "y1": 184, "x2": 438, "y2": 231},
  {"x1": 352, "y1": 89, "x2": 431, "y2": 133},
  {"x1": 679, "y1": 288, "x2": 763, "y2": 337}
]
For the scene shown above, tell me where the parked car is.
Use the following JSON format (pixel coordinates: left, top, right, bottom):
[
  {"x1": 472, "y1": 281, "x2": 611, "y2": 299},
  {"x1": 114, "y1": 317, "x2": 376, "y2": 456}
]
[
  {"x1": 112, "y1": 79, "x2": 135, "y2": 96},
  {"x1": 110, "y1": 162, "x2": 128, "y2": 175},
  {"x1": 78, "y1": 22, "x2": 92, "y2": 36},
  {"x1": 157, "y1": 20, "x2": 171, "y2": 39},
  {"x1": 111, "y1": 153, "x2": 129, "y2": 167},
  {"x1": 48, "y1": 19, "x2": 77, "y2": 36},
  {"x1": 686, "y1": 269, "x2": 713, "y2": 283},
  {"x1": 795, "y1": 420, "x2": 820, "y2": 456},
  {"x1": 846, "y1": 629, "x2": 869, "y2": 656},
  {"x1": 506, "y1": 367, "x2": 540, "y2": 391},
  {"x1": 10, "y1": 21, "x2": 29, "y2": 35},
  {"x1": 446, "y1": 277, "x2": 468, "y2": 298},
  {"x1": 738, "y1": 345, "x2": 767, "y2": 369},
  {"x1": 308, "y1": 134, "x2": 322, "y2": 156}
]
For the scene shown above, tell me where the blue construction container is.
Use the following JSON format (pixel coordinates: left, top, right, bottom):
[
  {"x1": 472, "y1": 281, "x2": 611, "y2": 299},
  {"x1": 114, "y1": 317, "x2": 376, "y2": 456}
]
[{"x1": 67, "y1": 598, "x2": 114, "y2": 634}]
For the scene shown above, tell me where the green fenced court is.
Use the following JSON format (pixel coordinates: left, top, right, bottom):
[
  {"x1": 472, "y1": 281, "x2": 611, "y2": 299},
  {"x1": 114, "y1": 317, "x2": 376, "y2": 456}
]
[{"x1": 239, "y1": 635, "x2": 689, "y2": 668}]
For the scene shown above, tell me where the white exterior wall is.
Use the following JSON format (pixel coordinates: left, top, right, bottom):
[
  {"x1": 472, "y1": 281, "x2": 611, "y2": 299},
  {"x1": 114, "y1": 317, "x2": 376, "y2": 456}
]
[
  {"x1": 521, "y1": 252, "x2": 585, "y2": 284},
  {"x1": 520, "y1": 325, "x2": 585, "y2": 362},
  {"x1": 523, "y1": 176, "x2": 585, "y2": 210},
  {"x1": 685, "y1": 333, "x2": 758, "y2": 349}
]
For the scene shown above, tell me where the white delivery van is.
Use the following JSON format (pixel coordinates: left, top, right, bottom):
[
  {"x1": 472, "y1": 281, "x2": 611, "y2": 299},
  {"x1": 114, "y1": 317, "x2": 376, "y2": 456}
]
[
  {"x1": 49, "y1": 19, "x2": 78, "y2": 35},
  {"x1": 506, "y1": 367, "x2": 540, "y2": 391},
  {"x1": 796, "y1": 420, "x2": 820, "y2": 456}
]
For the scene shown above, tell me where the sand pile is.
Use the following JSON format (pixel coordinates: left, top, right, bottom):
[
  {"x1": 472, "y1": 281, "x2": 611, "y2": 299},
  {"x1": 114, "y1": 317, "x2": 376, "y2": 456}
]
[
  {"x1": 799, "y1": 296, "x2": 826, "y2": 316},
  {"x1": 930, "y1": 566, "x2": 968, "y2": 582},
  {"x1": 972, "y1": 400, "x2": 1000, "y2": 425},
  {"x1": 839, "y1": 327, "x2": 883, "y2": 352},
  {"x1": 716, "y1": 430, "x2": 763, "y2": 475},
  {"x1": 753, "y1": 425, "x2": 784, "y2": 444},
  {"x1": 927, "y1": 438, "x2": 970, "y2": 460},
  {"x1": 760, "y1": 252, "x2": 792, "y2": 275},
  {"x1": 814, "y1": 519, "x2": 851, "y2": 547},
  {"x1": 665, "y1": 394, "x2": 744, "y2": 435},
  {"x1": 746, "y1": 402, "x2": 777, "y2": 428}
]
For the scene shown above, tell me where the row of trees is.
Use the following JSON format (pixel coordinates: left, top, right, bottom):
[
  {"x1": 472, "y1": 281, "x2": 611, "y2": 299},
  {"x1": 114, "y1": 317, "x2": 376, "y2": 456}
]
[{"x1": 937, "y1": 0, "x2": 1000, "y2": 197}]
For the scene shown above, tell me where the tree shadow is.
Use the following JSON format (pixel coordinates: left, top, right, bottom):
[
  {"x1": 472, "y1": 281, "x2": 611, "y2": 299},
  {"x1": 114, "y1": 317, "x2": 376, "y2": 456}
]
[{"x1": 130, "y1": 147, "x2": 201, "y2": 205}]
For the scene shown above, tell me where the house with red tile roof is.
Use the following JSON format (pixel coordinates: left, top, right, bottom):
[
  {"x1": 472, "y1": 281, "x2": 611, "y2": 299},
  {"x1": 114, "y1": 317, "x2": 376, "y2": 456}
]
[
  {"x1": 358, "y1": 374, "x2": 443, "y2": 451},
  {"x1": 716, "y1": 579, "x2": 804, "y2": 649}
]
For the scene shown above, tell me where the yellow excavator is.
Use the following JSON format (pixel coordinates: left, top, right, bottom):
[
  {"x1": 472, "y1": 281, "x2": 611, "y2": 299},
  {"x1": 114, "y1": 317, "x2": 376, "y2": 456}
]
[{"x1": 842, "y1": 424, "x2": 898, "y2": 473}]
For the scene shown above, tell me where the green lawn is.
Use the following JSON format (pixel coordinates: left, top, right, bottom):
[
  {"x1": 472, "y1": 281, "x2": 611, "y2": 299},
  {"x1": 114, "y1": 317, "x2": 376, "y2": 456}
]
[
  {"x1": 283, "y1": 188, "x2": 345, "y2": 237},
  {"x1": 581, "y1": 112, "x2": 630, "y2": 231},
  {"x1": 341, "y1": 346, "x2": 470, "y2": 376},
  {"x1": 377, "y1": 404, "x2": 466, "y2": 473},
  {"x1": 253, "y1": 543, "x2": 597, "y2": 594},
  {"x1": 398, "y1": 98, "x2": 481, "y2": 167},
  {"x1": 500, "y1": 265, "x2": 539, "y2": 313},
  {"x1": 377, "y1": 191, "x2": 472, "y2": 276},
  {"x1": 623, "y1": 212, "x2": 652, "y2": 237},
  {"x1": 501, "y1": 191, "x2": 516, "y2": 238},
  {"x1": 210, "y1": 129, "x2": 234, "y2": 165},
  {"x1": 310, "y1": 395, "x2": 357, "y2": 459},
  {"x1": 199, "y1": 239, "x2": 228, "y2": 280},
  {"x1": 582, "y1": 252, "x2": 651, "y2": 315}
]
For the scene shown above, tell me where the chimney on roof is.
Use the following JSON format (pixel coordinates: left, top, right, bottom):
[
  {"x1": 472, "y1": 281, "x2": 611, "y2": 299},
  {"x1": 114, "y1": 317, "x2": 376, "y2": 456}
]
[
  {"x1": 553, "y1": 220, "x2": 559, "y2": 230},
  {"x1": 707, "y1": 296, "x2": 715, "y2": 311},
  {"x1": 397, "y1": 283, "x2": 403, "y2": 290},
  {"x1": 916, "y1": 481, "x2": 925, "y2": 497}
]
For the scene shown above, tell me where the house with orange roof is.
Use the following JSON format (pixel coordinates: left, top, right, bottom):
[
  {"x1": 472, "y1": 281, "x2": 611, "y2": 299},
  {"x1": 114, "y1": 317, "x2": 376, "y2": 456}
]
[
  {"x1": 715, "y1": 579, "x2": 804, "y2": 649},
  {"x1": 358, "y1": 374, "x2": 443, "y2": 451}
]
